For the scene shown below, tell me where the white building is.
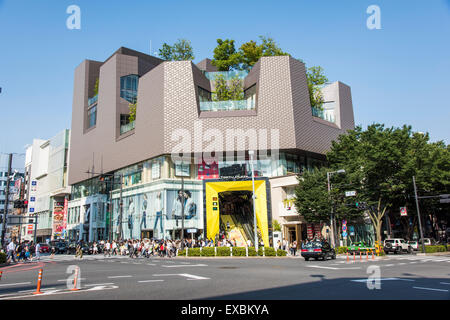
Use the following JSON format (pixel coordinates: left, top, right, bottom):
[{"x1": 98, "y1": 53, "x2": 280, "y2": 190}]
[{"x1": 22, "y1": 130, "x2": 71, "y2": 242}]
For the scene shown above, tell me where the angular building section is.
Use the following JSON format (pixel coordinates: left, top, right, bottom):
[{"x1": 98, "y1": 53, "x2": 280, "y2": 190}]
[{"x1": 68, "y1": 47, "x2": 355, "y2": 245}]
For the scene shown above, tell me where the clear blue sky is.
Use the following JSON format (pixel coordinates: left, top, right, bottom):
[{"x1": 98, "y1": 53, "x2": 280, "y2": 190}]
[{"x1": 0, "y1": 0, "x2": 449, "y2": 156}]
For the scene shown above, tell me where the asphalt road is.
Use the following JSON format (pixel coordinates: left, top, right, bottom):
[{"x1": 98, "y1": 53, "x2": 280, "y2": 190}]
[{"x1": 0, "y1": 253, "x2": 449, "y2": 300}]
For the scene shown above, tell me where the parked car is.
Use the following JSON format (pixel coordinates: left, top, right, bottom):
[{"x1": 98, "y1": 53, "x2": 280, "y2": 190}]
[
  {"x1": 383, "y1": 238, "x2": 413, "y2": 254},
  {"x1": 418, "y1": 238, "x2": 436, "y2": 246},
  {"x1": 301, "y1": 240, "x2": 336, "y2": 261},
  {"x1": 408, "y1": 240, "x2": 419, "y2": 250},
  {"x1": 39, "y1": 243, "x2": 50, "y2": 253},
  {"x1": 53, "y1": 241, "x2": 68, "y2": 254}
]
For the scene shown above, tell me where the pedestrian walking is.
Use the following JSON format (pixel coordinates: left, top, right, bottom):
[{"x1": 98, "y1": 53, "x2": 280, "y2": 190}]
[
  {"x1": 7, "y1": 240, "x2": 17, "y2": 263},
  {"x1": 34, "y1": 242, "x2": 41, "y2": 261}
]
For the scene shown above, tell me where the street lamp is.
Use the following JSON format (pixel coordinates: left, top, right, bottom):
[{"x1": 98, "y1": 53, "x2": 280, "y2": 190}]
[
  {"x1": 248, "y1": 150, "x2": 258, "y2": 252},
  {"x1": 327, "y1": 169, "x2": 346, "y2": 247}
]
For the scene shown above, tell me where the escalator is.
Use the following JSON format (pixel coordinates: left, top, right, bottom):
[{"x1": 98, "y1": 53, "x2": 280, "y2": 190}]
[{"x1": 220, "y1": 214, "x2": 248, "y2": 247}]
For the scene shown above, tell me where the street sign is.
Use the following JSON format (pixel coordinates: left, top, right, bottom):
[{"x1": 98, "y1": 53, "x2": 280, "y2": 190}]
[
  {"x1": 345, "y1": 191, "x2": 357, "y2": 197},
  {"x1": 440, "y1": 199, "x2": 450, "y2": 204},
  {"x1": 440, "y1": 194, "x2": 450, "y2": 203},
  {"x1": 187, "y1": 228, "x2": 197, "y2": 233},
  {"x1": 400, "y1": 207, "x2": 407, "y2": 216},
  {"x1": 342, "y1": 232, "x2": 347, "y2": 238}
]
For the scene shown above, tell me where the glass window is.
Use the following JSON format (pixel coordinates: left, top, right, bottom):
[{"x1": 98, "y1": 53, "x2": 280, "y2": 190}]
[
  {"x1": 198, "y1": 87, "x2": 212, "y2": 102},
  {"x1": 244, "y1": 84, "x2": 256, "y2": 109},
  {"x1": 120, "y1": 75, "x2": 139, "y2": 103},
  {"x1": 87, "y1": 104, "x2": 97, "y2": 128}
]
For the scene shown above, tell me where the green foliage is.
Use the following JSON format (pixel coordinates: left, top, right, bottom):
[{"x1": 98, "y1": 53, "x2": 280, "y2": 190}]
[
  {"x1": 187, "y1": 248, "x2": 201, "y2": 256},
  {"x1": 212, "y1": 74, "x2": 244, "y2": 101},
  {"x1": 294, "y1": 167, "x2": 335, "y2": 223},
  {"x1": 248, "y1": 247, "x2": 257, "y2": 256},
  {"x1": 326, "y1": 124, "x2": 450, "y2": 243},
  {"x1": 239, "y1": 36, "x2": 289, "y2": 71},
  {"x1": 232, "y1": 247, "x2": 247, "y2": 256},
  {"x1": 276, "y1": 249, "x2": 287, "y2": 256},
  {"x1": 211, "y1": 39, "x2": 241, "y2": 71},
  {"x1": 228, "y1": 76, "x2": 244, "y2": 100},
  {"x1": 0, "y1": 252, "x2": 6, "y2": 264},
  {"x1": 159, "y1": 39, "x2": 194, "y2": 61},
  {"x1": 217, "y1": 246, "x2": 231, "y2": 256},
  {"x1": 424, "y1": 245, "x2": 447, "y2": 253},
  {"x1": 273, "y1": 219, "x2": 282, "y2": 232},
  {"x1": 307, "y1": 66, "x2": 328, "y2": 110},
  {"x1": 128, "y1": 102, "x2": 137, "y2": 122},
  {"x1": 177, "y1": 249, "x2": 186, "y2": 256},
  {"x1": 264, "y1": 247, "x2": 276, "y2": 256},
  {"x1": 94, "y1": 78, "x2": 99, "y2": 96},
  {"x1": 200, "y1": 247, "x2": 215, "y2": 257},
  {"x1": 213, "y1": 74, "x2": 230, "y2": 101}
]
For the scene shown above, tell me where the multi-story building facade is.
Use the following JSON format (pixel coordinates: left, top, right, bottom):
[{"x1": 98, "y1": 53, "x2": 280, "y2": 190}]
[
  {"x1": 68, "y1": 47, "x2": 355, "y2": 245},
  {"x1": 0, "y1": 154, "x2": 25, "y2": 242},
  {"x1": 23, "y1": 130, "x2": 71, "y2": 242}
]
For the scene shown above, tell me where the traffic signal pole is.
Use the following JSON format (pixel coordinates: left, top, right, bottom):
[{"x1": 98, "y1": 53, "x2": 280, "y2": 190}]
[{"x1": 413, "y1": 176, "x2": 426, "y2": 254}]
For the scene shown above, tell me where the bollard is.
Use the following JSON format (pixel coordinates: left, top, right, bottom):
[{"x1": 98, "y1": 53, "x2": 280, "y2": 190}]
[
  {"x1": 0, "y1": 270, "x2": 3, "y2": 281},
  {"x1": 230, "y1": 247, "x2": 232, "y2": 257},
  {"x1": 70, "y1": 267, "x2": 80, "y2": 291},
  {"x1": 353, "y1": 251, "x2": 356, "y2": 262},
  {"x1": 33, "y1": 269, "x2": 44, "y2": 295},
  {"x1": 359, "y1": 251, "x2": 362, "y2": 261},
  {"x1": 372, "y1": 249, "x2": 375, "y2": 260},
  {"x1": 346, "y1": 251, "x2": 349, "y2": 263},
  {"x1": 246, "y1": 247, "x2": 248, "y2": 257},
  {"x1": 366, "y1": 250, "x2": 369, "y2": 261}
]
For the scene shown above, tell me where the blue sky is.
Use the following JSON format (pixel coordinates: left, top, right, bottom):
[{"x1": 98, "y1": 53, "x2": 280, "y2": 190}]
[{"x1": 0, "y1": 0, "x2": 449, "y2": 155}]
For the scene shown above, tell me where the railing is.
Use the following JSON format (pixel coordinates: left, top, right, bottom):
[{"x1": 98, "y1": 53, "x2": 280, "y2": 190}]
[
  {"x1": 204, "y1": 70, "x2": 249, "y2": 81},
  {"x1": 120, "y1": 121, "x2": 135, "y2": 135},
  {"x1": 311, "y1": 106, "x2": 336, "y2": 123},
  {"x1": 88, "y1": 94, "x2": 98, "y2": 106},
  {"x1": 200, "y1": 99, "x2": 255, "y2": 112}
]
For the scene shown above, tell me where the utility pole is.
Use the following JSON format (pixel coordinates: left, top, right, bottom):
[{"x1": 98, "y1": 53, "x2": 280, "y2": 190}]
[
  {"x1": 118, "y1": 173, "x2": 123, "y2": 241},
  {"x1": 1, "y1": 153, "x2": 13, "y2": 247},
  {"x1": 413, "y1": 176, "x2": 426, "y2": 254}
]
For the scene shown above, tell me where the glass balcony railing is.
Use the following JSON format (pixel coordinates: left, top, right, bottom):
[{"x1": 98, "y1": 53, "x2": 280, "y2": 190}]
[
  {"x1": 204, "y1": 70, "x2": 249, "y2": 81},
  {"x1": 88, "y1": 94, "x2": 98, "y2": 106},
  {"x1": 200, "y1": 99, "x2": 255, "y2": 112},
  {"x1": 311, "y1": 106, "x2": 336, "y2": 123},
  {"x1": 120, "y1": 121, "x2": 135, "y2": 135}
]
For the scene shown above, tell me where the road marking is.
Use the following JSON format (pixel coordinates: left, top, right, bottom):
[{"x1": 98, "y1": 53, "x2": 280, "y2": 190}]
[
  {"x1": 19, "y1": 287, "x2": 57, "y2": 293},
  {"x1": 351, "y1": 278, "x2": 415, "y2": 283},
  {"x1": 0, "y1": 285, "x2": 118, "y2": 300},
  {"x1": 413, "y1": 286, "x2": 449, "y2": 292},
  {"x1": 385, "y1": 264, "x2": 395, "y2": 267},
  {"x1": 107, "y1": 275, "x2": 132, "y2": 279},
  {"x1": 84, "y1": 283, "x2": 115, "y2": 287},
  {"x1": 307, "y1": 265, "x2": 361, "y2": 270},
  {"x1": 409, "y1": 262, "x2": 417, "y2": 264},
  {"x1": 439, "y1": 282, "x2": 450, "y2": 285},
  {"x1": 147, "y1": 263, "x2": 156, "y2": 266},
  {"x1": 153, "y1": 273, "x2": 210, "y2": 280},
  {"x1": 57, "y1": 278, "x2": 86, "y2": 282},
  {"x1": 397, "y1": 263, "x2": 406, "y2": 265},
  {"x1": 137, "y1": 280, "x2": 165, "y2": 283},
  {"x1": 162, "y1": 264, "x2": 208, "y2": 268},
  {"x1": 0, "y1": 282, "x2": 31, "y2": 287},
  {"x1": 132, "y1": 263, "x2": 141, "y2": 265},
  {"x1": 120, "y1": 262, "x2": 128, "y2": 264}
]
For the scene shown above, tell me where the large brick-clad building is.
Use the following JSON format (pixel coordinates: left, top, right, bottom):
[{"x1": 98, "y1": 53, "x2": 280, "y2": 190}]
[{"x1": 67, "y1": 47, "x2": 355, "y2": 245}]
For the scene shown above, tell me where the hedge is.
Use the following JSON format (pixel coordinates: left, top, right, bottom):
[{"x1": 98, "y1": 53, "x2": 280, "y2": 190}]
[
  {"x1": 425, "y1": 245, "x2": 447, "y2": 253},
  {"x1": 200, "y1": 247, "x2": 215, "y2": 257},
  {"x1": 0, "y1": 252, "x2": 6, "y2": 264},
  {"x1": 177, "y1": 247, "x2": 290, "y2": 257},
  {"x1": 232, "y1": 247, "x2": 247, "y2": 256}
]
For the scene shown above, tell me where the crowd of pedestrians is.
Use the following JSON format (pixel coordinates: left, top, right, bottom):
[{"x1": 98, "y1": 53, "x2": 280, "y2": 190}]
[{"x1": 1, "y1": 239, "x2": 42, "y2": 264}]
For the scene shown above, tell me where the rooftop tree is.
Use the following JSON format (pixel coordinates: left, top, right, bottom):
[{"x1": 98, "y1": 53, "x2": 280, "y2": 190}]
[
  {"x1": 158, "y1": 39, "x2": 195, "y2": 61},
  {"x1": 211, "y1": 39, "x2": 241, "y2": 71}
]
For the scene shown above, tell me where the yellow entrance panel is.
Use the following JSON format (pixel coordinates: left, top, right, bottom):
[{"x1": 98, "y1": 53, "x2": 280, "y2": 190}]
[{"x1": 205, "y1": 180, "x2": 269, "y2": 246}]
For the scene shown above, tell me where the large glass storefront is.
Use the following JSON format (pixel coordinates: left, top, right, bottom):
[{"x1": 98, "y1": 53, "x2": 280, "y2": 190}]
[{"x1": 68, "y1": 152, "x2": 326, "y2": 242}]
